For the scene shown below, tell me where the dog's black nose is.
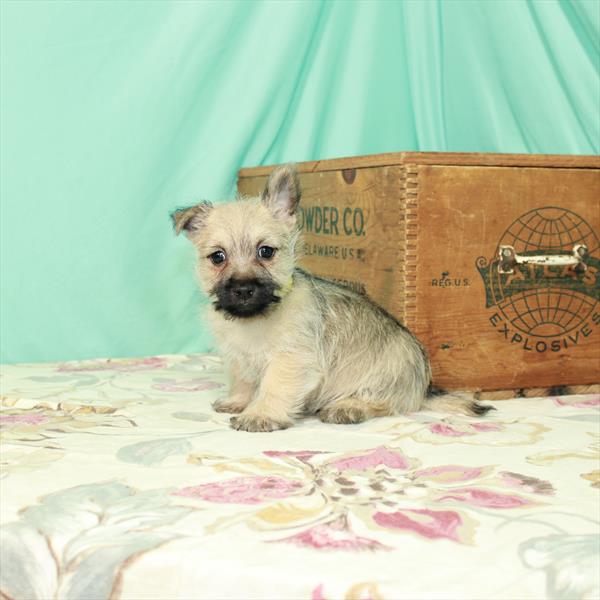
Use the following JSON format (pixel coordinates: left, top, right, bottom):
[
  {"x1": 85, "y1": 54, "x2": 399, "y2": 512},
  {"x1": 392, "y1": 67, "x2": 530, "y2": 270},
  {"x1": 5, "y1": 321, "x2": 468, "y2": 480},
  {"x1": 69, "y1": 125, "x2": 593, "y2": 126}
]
[
  {"x1": 231, "y1": 281, "x2": 257, "y2": 301},
  {"x1": 217, "y1": 277, "x2": 275, "y2": 317}
]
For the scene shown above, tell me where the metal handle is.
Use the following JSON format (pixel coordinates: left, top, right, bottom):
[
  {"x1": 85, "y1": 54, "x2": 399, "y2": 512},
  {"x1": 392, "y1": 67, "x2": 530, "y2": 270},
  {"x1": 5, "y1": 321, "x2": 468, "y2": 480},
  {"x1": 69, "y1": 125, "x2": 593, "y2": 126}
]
[{"x1": 498, "y1": 244, "x2": 588, "y2": 274}]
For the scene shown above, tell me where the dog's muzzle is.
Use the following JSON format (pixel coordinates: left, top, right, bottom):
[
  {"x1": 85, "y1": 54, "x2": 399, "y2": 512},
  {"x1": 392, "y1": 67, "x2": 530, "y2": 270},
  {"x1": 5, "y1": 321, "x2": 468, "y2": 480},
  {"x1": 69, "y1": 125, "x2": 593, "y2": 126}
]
[{"x1": 214, "y1": 277, "x2": 280, "y2": 318}]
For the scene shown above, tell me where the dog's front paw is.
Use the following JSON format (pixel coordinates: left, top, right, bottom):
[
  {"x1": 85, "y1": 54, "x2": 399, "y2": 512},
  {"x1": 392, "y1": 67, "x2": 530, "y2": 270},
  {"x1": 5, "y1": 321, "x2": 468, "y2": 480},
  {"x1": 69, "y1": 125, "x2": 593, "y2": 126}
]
[
  {"x1": 230, "y1": 414, "x2": 291, "y2": 432},
  {"x1": 212, "y1": 398, "x2": 247, "y2": 414}
]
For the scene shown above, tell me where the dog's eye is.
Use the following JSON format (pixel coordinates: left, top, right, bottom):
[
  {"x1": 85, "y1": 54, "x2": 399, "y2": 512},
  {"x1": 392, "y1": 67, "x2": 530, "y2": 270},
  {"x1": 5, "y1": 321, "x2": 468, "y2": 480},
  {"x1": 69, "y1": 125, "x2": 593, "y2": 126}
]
[
  {"x1": 209, "y1": 250, "x2": 226, "y2": 265},
  {"x1": 257, "y1": 246, "x2": 276, "y2": 260}
]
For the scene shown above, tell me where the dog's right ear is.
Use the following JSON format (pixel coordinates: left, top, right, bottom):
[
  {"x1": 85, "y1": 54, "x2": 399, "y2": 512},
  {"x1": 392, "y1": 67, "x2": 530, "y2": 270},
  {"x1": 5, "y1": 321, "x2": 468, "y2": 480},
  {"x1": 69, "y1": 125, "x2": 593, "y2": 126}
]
[
  {"x1": 262, "y1": 164, "x2": 301, "y2": 220},
  {"x1": 170, "y1": 201, "x2": 213, "y2": 237}
]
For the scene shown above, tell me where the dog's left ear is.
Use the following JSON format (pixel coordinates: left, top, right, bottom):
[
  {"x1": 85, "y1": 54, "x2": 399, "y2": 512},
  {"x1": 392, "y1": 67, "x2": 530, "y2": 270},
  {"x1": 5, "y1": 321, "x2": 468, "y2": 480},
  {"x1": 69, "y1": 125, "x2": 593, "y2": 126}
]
[
  {"x1": 171, "y1": 201, "x2": 213, "y2": 237},
  {"x1": 262, "y1": 164, "x2": 301, "y2": 219}
]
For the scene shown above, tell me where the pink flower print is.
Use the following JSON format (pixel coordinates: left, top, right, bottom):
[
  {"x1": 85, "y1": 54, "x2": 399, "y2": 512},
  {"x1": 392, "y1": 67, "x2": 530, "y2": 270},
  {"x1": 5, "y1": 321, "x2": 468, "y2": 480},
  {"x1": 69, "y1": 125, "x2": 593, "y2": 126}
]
[
  {"x1": 554, "y1": 395, "x2": 600, "y2": 408},
  {"x1": 151, "y1": 378, "x2": 222, "y2": 392},
  {"x1": 57, "y1": 356, "x2": 167, "y2": 372},
  {"x1": 499, "y1": 472, "x2": 555, "y2": 495},
  {"x1": 312, "y1": 583, "x2": 381, "y2": 600},
  {"x1": 312, "y1": 584, "x2": 326, "y2": 600},
  {"x1": 276, "y1": 517, "x2": 389, "y2": 551},
  {"x1": 172, "y1": 476, "x2": 303, "y2": 504},
  {"x1": 428, "y1": 421, "x2": 506, "y2": 437},
  {"x1": 264, "y1": 450, "x2": 327, "y2": 461},
  {"x1": 373, "y1": 508, "x2": 464, "y2": 542},
  {"x1": 330, "y1": 446, "x2": 413, "y2": 471},
  {"x1": 437, "y1": 487, "x2": 532, "y2": 508},
  {"x1": 413, "y1": 465, "x2": 486, "y2": 484},
  {"x1": 0, "y1": 414, "x2": 50, "y2": 428},
  {"x1": 470, "y1": 422, "x2": 503, "y2": 432},
  {"x1": 428, "y1": 423, "x2": 475, "y2": 437}
]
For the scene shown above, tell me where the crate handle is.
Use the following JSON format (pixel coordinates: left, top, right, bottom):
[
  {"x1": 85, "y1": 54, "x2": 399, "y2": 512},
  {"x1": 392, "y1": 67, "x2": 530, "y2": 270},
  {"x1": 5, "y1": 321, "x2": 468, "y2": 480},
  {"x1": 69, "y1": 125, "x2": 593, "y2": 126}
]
[{"x1": 498, "y1": 244, "x2": 588, "y2": 274}]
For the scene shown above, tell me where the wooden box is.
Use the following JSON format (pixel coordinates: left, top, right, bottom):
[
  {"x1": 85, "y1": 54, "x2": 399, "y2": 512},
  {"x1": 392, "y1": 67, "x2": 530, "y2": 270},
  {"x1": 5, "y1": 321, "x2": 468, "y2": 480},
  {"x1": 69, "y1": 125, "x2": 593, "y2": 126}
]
[{"x1": 238, "y1": 153, "x2": 600, "y2": 395}]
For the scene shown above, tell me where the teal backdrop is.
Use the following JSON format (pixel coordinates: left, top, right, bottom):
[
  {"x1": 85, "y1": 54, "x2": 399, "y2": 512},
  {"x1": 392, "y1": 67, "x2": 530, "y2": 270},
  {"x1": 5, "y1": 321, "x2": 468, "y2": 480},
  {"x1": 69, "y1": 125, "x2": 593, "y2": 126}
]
[{"x1": 1, "y1": 0, "x2": 599, "y2": 364}]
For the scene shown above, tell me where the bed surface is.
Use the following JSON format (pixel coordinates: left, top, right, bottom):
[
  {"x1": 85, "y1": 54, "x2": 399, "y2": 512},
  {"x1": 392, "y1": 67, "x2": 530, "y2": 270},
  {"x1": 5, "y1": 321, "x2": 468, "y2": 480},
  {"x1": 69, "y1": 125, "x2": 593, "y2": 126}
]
[{"x1": 1, "y1": 354, "x2": 599, "y2": 600}]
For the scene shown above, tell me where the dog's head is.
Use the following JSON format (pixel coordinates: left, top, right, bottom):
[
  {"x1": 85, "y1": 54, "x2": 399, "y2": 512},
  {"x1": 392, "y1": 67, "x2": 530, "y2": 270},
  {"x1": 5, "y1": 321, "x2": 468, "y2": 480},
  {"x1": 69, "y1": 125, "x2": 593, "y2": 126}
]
[{"x1": 171, "y1": 164, "x2": 301, "y2": 318}]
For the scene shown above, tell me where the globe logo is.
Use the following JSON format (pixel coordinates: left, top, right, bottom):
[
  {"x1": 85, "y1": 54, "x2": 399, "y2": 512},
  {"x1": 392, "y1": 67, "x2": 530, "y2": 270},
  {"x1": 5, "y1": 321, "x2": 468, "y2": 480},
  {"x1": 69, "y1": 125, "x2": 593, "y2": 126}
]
[{"x1": 477, "y1": 207, "x2": 600, "y2": 352}]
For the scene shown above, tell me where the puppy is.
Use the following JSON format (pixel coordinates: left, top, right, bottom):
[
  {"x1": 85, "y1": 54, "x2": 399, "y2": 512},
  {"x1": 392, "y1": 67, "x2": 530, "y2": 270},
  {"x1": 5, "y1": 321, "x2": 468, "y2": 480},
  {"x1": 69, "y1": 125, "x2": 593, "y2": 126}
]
[{"x1": 172, "y1": 165, "x2": 492, "y2": 432}]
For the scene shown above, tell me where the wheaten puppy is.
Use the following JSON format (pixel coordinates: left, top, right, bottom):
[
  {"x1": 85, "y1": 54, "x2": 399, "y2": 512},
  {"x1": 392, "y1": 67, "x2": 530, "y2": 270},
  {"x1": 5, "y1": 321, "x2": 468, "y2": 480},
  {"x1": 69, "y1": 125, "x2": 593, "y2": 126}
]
[{"x1": 172, "y1": 165, "x2": 492, "y2": 432}]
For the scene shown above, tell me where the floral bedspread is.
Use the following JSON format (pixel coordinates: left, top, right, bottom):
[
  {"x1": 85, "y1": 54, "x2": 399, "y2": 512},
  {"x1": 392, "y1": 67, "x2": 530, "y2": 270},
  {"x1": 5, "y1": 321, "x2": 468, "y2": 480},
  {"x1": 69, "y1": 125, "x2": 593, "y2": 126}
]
[{"x1": 1, "y1": 354, "x2": 599, "y2": 600}]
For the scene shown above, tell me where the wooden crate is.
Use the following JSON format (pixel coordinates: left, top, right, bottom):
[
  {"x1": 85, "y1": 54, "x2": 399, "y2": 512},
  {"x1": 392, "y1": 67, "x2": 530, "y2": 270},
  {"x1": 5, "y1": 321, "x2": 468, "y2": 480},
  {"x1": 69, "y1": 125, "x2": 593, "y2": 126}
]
[{"x1": 238, "y1": 153, "x2": 600, "y2": 394}]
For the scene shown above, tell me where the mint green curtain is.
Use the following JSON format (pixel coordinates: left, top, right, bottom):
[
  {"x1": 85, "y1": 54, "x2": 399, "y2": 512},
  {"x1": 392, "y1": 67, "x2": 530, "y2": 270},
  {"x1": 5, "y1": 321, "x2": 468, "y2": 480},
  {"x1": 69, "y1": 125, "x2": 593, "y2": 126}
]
[{"x1": 1, "y1": 0, "x2": 598, "y2": 364}]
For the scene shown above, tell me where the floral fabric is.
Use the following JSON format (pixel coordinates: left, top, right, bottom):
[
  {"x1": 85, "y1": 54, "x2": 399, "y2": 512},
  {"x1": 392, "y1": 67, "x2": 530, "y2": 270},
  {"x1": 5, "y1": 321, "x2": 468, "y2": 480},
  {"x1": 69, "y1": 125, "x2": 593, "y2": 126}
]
[{"x1": 1, "y1": 354, "x2": 598, "y2": 600}]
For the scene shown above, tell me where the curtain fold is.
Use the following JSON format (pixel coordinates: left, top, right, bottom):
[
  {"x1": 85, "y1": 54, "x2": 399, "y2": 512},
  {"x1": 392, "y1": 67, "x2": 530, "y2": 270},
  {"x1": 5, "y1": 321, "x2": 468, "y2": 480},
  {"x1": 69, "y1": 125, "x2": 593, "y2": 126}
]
[{"x1": 1, "y1": 0, "x2": 598, "y2": 363}]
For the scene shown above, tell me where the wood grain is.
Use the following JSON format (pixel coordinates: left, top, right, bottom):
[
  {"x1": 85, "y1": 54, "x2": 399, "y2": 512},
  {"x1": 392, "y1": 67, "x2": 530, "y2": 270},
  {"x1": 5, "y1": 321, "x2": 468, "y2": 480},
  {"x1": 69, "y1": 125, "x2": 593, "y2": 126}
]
[
  {"x1": 238, "y1": 155, "x2": 600, "y2": 393},
  {"x1": 239, "y1": 168, "x2": 405, "y2": 310},
  {"x1": 239, "y1": 152, "x2": 600, "y2": 178},
  {"x1": 413, "y1": 165, "x2": 600, "y2": 390}
]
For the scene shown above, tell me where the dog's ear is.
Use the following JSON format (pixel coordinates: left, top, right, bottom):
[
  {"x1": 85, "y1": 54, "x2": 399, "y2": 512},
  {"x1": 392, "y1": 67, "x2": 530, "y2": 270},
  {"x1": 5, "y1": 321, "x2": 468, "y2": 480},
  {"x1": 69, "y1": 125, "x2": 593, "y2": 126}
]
[
  {"x1": 262, "y1": 164, "x2": 300, "y2": 219},
  {"x1": 171, "y1": 201, "x2": 213, "y2": 237}
]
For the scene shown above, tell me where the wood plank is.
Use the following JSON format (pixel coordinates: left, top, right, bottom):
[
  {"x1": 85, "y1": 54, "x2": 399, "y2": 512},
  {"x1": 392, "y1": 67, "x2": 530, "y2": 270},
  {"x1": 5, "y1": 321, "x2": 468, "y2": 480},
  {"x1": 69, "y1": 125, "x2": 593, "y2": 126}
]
[
  {"x1": 239, "y1": 152, "x2": 600, "y2": 177},
  {"x1": 238, "y1": 157, "x2": 600, "y2": 393},
  {"x1": 413, "y1": 165, "x2": 600, "y2": 390}
]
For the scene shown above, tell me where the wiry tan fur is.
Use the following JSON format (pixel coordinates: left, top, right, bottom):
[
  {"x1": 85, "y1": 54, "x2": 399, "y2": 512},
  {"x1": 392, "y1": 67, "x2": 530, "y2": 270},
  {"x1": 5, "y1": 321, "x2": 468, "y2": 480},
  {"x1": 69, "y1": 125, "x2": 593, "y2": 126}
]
[{"x1": 172, "y1": 165, "x2": 492, "y2": 432}]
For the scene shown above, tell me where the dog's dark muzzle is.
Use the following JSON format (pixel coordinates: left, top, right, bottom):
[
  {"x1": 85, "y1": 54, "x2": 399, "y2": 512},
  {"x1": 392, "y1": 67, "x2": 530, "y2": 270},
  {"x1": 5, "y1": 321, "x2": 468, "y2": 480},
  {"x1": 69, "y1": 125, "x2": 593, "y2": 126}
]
[{"x1": 215, "y1": 277, "x2": 279, "y2": 318}]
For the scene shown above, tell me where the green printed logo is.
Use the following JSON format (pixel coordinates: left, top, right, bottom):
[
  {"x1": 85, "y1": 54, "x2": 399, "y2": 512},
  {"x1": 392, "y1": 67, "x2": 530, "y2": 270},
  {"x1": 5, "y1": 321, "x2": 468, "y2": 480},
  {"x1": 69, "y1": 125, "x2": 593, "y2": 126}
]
[{"x1": 476, "y1": 207, "x2": 599, "y2": 352}]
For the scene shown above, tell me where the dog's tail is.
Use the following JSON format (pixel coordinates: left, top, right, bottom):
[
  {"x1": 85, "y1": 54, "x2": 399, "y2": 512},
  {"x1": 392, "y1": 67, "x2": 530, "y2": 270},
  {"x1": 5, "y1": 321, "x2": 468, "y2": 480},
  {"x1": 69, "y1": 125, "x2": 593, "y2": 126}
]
[{"x1": 425, "y1": 386, "x2": 496, "y2": 416}]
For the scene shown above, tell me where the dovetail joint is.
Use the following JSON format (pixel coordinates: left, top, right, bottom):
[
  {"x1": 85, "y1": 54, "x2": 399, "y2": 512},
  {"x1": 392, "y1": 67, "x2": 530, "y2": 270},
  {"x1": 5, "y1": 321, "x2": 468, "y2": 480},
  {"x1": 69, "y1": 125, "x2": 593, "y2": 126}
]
[{"x1": 398, "y1": 165, "x2": 419, "y2": 328}]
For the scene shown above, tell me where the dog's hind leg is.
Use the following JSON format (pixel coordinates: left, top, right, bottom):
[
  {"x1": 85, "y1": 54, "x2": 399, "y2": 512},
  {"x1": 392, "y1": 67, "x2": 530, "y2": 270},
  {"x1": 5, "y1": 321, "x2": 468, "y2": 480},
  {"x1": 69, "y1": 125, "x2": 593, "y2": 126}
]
[{"x1": 317, "y1": 397, "x2": 392, "y2": 425}]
